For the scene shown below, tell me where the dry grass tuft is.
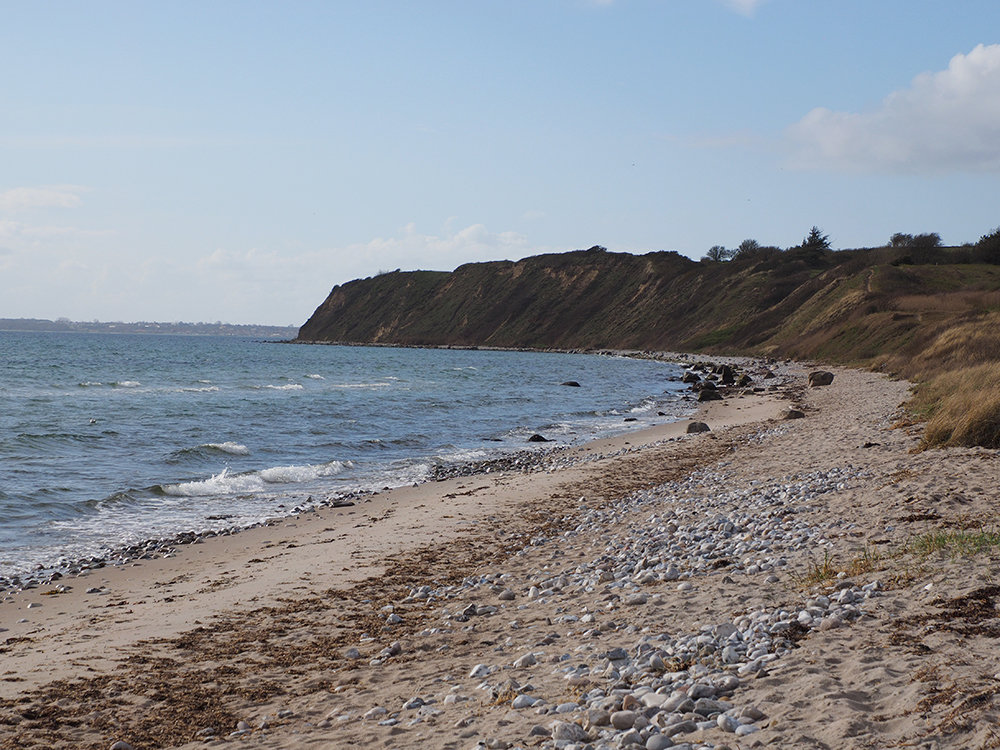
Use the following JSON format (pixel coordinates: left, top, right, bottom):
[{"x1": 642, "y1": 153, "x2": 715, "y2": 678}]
[{"x1": 912, "y1": 363, "x2": 1000, "y2": 448}]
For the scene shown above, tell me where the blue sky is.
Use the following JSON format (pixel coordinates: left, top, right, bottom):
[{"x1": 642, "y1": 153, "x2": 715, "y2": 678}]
[{"x1": 2, "y1": 1, "x2": 999, "y2": 326}]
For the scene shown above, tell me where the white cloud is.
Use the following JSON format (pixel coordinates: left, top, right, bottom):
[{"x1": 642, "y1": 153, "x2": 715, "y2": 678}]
[
  {"x1": 184, "y1": 222, "x2": 556, "y2": 325},
  {"x1": 0, "y1": 219, "x2": 112, "y2": 241},
  {"x1": 787, "y1": 44, "x2": 1000, "y2": 174},
  {"x1": 721, "y1": 0, "x2": 769, "y2": 16},
  {"x1": 0, "y1": 186, "x2": 85, "y2": 211}
]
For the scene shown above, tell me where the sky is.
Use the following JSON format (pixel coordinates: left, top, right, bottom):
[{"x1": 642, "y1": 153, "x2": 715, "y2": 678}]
[{"x1": 2, "y1": 1, "x2": 999, "y2": 326}]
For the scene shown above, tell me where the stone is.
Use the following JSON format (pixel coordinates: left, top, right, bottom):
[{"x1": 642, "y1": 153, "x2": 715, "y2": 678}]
[
  {"x1": 109, "y1": 743, "x2": 135, "y2": 750},
  {"x1": 611, "y1": 710, "x2": 638, "y2": 729},
  {"x1": 686, "y1": 421, "x2": 711, "y2": 434},
  {"x1": 561, "y1": 381, "x2": 582, "y2": 387},
  {"x1": 498, "y1": 589, "x2": 516, "y2": 601},
  {"x1": 469, "y1": 664, "x2": 491, "y2": 678},
  {"x1": 717, "y1": 714, "x2": 739, "y2": 733},
  {"x1": 698, "y1": 389, "x2": 723, "y2": 402},
  {"x1": 513, "y1": 653, "x2": 536, "y2": 668},
  {"x1": 780, "y1": 409, "x2": 805, "y2": 420},
  {"x1": 527, "y1": 434, "x2": 551, "y2": 443},
  {"x1": 808, "y1": 370, "x2": 835, "y2": 387},
  {"x1": 549, "y1": 720, "x2": 590, "y2": 741},
  {"x1": 646, "y1": 734, "x2": 674, "y2": 750}
]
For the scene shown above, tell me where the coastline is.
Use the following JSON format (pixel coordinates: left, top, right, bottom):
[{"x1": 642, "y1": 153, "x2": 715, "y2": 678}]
[{"x1": 3, "y1": 361, "x2": 998, "y2": 749}]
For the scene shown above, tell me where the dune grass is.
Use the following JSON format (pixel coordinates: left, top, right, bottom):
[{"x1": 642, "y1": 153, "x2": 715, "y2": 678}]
[{"x1": 908, "y1": 362, "x2": 1000, "y2": 449}]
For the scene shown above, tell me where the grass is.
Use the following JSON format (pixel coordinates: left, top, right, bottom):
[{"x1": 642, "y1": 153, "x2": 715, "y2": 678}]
[
  {"x1": 794, "y1": 527, "x2": 1000, "y2": 592},
  {"x1": 910, "y1": 362, "x2": 1000, "y2": 448},
  {"x1": 906, "y1": 527, "x2": 1000, "y2": 558}
]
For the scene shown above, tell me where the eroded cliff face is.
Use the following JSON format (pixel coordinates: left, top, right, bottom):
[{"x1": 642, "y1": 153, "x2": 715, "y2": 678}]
[
  {"x1": 297, "y1": 248, "x2": 706, "y2": 350},
  {"x1": 295, "y1": 245, "x2": 1000, "y2": 372}
]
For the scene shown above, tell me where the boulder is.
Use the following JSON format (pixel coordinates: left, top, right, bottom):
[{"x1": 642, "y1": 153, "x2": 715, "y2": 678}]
[
  {"x1": 698, "y1": 390, "x2": 723, "y2": 402},
  {"x1": 527, "y1": 434, "x2": 551, "y2": 442},
  {"x1": 716, "y1": 365, "x2": 735, "y2": 384},
  {"x1": 561, "y1": 381, "x2": 581, "y2": 387},
  {"x1": 686, "y1": 421, "x2": 711, "y2": 434},
  {"x1": 808, "y1": 371, "x2": 835, "y2": 387},
  {"x1": 681, "y1": 371, "x2": 700, "y2": 384},
  {"x1": 780, "y1": 409, "x2": 805, "y2": 420},
  {"x1": 737, "y1": 374, "x2": 753, "y2": 387}
]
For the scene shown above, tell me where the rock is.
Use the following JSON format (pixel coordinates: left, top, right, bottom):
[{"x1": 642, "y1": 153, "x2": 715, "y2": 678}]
[
  {"x1": 698, "y1": 389, "x2": 723, "y2": 402},
  {"x1": 780, "y1": 409, "x2": 805, "y2": 420},
  {"x1": 583, "y1": 708, "x2": 611, "y2": 729},
  {"x1": 717, "y1": 714, "x2": 739, "y2": 733},
  {"x1": 611, "y1": 710, "x2": 638, "y2": 729},
  {"x1": 469, "y1": 664, "x2": 492, "y2": 678},
  {"x1": 606, "y1": 647, "x2": 629, "y2": 660},
  {"x1": 737, "y1": 374, "x2": 753, "y2": 387},
  {"x1": 364, "y1": 707, "x2": 388, "y2": 720},
  {"x1": 386, "y1": 613, "x2": 402, "y2": 624},
  {"x1": 681, "y1": 371, "x2": 700, "y2": 384},
  {"x1": 646, "y1": 734, "x2": 674, "y2": 750},
  {"x1": 624, "y1": 592, "x2": 648, "y2": 606},
  {"x1": 549, "y1": 720, "x2": 590, "y2": 741},
  {"x1": 527, "y1": 434, "x2": 551, "y2": 443},
  {"x1": 511, "y1": 694, "x2": 535, "y2": 709},
  {"x1": 663, "y1": 719, "x2": 698, "y2": 736},
  {"x1": 344, "y1": 647, "x2": 362, "y2": 659},
  {"x1": 528, "y1": 725, "x2": 551, "y2": 736},
  {"x1": 686, "y1": 421, "x2": 711, "y2": 434},
  {"x1": 741, "y1": 705, "x2": 767, "y2": 721},
  {"x1": 808, "y1": 370, "x2": 835, "y2": 387},
  {"x1": 513, "y1": 653, "x2": 536, "y2": 668},
  {"x1": 561, "y1": 381, "x2": 582, "y2": 387},
  {"x1": 716, "y1": 364, "x2": 735, "y2": 384},
  {"x1": 109, "y1": 743, "x2": 135, "y2": 750},
  {"x1": 498, "y1": 589, "x2": 516, "y2": 601}
]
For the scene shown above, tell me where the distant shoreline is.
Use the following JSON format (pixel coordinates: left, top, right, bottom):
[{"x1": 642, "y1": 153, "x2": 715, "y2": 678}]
[{"x1": 0, "y1": 318, "x2": 298, "y2": 338}]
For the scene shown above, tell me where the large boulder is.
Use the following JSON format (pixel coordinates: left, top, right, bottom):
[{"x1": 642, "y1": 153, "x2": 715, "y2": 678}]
[
  {"x1": 681, "y1": 371, "x2": 700, "y2": 384},
  {"x1": 808, "y1": 371, "x2": 835, "y2": 387},
  {"x1": 698, "y1": 389, "x2": 723, "y2": 402},
  {"x1": 686, "y1": 421, "x2": 711, "y2": 433}
]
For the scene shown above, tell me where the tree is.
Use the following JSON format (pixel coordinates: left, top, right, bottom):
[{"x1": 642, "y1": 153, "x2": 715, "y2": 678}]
[
  {"x1": 912, "y1": 232, "x2": 942, "y2": 248},
  {"x1": 890, "y1": 232, "x2": 913, "y2": 247},
  {"x1": 703, "y1": 245, "x2": 731, "y2": 262},
  {"x1": 802, "y1": 226, "x2": 831, "y2": 251},
  {"x1": 732, "y1": 238, "x2": 761, "y2": 259}
]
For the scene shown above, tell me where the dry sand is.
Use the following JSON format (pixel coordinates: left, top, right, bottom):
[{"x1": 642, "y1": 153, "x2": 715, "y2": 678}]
[{"x1": 2, "y1": 360, "x2": 999, "y2": 750}]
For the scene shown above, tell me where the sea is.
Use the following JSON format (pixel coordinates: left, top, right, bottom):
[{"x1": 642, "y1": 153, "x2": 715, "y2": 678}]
[{"x1": 0, "y1": 332, "x2": 690, "y2": 577}]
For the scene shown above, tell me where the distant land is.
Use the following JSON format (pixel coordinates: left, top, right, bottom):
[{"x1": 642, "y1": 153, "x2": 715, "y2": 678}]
[
  {"x1": 0, "y1": 318, "x2": 298, "y2": 338},
  {"x1": 297, "y1": 231, "x2": 1000, "y2": 448}
]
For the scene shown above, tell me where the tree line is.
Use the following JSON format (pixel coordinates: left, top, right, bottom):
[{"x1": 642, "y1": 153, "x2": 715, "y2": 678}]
[{"x1": 702, "y1": 226, "x2": 1000, "y2": 266}]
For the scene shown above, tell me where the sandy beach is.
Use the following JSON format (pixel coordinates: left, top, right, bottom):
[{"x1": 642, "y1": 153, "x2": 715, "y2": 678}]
[{"x1": 3, "y1": 359, "x2": 1000, "y2": 750}]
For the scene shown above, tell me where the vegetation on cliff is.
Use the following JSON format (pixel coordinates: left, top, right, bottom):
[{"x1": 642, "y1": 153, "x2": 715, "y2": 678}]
[{"x1": 298, "y1": 228, "x2": 1000, "y2": 449}]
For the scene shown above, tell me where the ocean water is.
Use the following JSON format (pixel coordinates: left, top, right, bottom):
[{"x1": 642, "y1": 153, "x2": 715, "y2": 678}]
[{"x1": 0, "y1": 332, "x2": 689, "y2": 575}]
